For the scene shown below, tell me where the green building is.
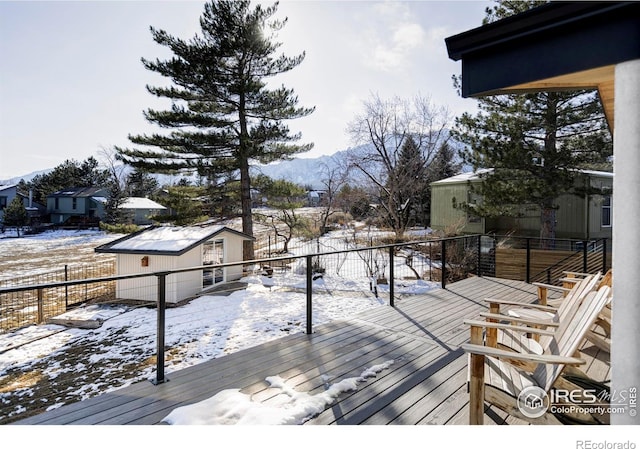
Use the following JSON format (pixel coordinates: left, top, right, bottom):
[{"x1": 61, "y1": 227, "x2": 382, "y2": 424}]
[{"x1": 430, "y1": 169, "x2": 612, "y2": 240}]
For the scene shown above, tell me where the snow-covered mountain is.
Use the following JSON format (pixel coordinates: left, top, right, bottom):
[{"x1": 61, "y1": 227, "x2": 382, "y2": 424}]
[
  {"x1": 2, "y1": 134, "x2": 466, "y2": 190},
  {"x1": 0, "y1": 146, "x2": 368, "y2": 190},
  {"x1": 0, "y1": 168, "x2": 51, "y2": 185},
  {"x1": 254, "y1": 146, "x2": 367, "y2": 189}
]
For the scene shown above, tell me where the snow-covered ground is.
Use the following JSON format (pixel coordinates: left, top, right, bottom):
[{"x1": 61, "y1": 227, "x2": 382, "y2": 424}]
[
  {"x1": 0, "y1": 226, "x2": 441, "y2": 426},
  {"x1": 0, "y1": 229, "x2": 630, "y2": 447},
  {"x1": 0, "y1": 228, "x2": 122, "y2": 280}
]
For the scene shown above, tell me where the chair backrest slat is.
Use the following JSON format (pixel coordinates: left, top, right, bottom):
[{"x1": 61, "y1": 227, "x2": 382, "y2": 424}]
[
  {"x1": 533, "y1": 285, "x2": 611, "y2": 391},
  {"x1": 538, "y1": 273, "x2": 601, "y2": 348}
]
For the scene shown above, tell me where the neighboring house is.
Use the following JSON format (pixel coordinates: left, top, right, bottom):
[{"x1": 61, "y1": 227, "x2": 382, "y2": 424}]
[
  {"x1": 307, "y1": 190, "x2": 326, "y2": 207},
  {"x1": 430, "y1": 169, "x2": 613, "y2": 240},
  {"x1": 94, "y1": 225, "x2": 255, "y2": 304},
  {"x1": 118, "y1": 197, "x2": 166, "y2": 225},
  {"x1": 47, "y1": 187, "x2": 108, "y2": 224},
  {"x1": 1, "y1": 184, "x2": 20, "y2": 224},
  {"x1": 0, "y1": 184, "x2": 46, "y2": 226}
]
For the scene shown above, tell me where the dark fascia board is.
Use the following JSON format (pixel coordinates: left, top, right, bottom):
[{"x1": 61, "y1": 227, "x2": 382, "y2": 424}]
[
  {"x1": 445, "y1": 2, "x2": 640, "y2": 97},
  {"x1": 94, "y1": 225, "x2": 255, "y2": 256}
]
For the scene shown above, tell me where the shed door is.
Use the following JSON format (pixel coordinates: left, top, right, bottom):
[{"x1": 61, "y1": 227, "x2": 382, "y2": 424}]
[{"x1": 203, "y1": 238, "x2": 225, "y2": 288}]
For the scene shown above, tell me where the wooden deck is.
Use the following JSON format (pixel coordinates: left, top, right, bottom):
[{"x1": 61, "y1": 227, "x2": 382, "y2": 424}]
[{"x1": 11, "y1": 276, "x2": 610, "y2": 425}]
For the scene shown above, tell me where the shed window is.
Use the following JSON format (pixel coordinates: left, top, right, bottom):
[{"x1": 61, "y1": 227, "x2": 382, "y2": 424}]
[
  {"x1": 601, "y1": 196, "x2": 612, "y2": 227},
  {"x1": 0, "y1": 196, "x2": 6, "y2": 211},
  {"x1": 72, "y1": 198, "x2": 77, "y2": 210},
  {"x1": 55, "y1": 198, "x2": 59, "y2": 210}
]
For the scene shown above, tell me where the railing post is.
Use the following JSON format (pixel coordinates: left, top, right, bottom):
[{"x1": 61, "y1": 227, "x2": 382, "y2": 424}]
[
  {"x1": 306, "y1": 255, "x2": 313, "y2": 334},
  {"x1": 583, "y1": 240, "x2": 588, "y2": 272},
  {"x1": 64, "y1": 265, "x2": 69, "y2": 309},
  {"x1": 36, "y1": 288, "x2": 44, "y2": 324},
  {"x1": 429, "y1": 242, "x2": 433, "y2": 281},
  {"x1": 441, "y1": 239, "x2": 447, "y2": 289},
  {"x1": 389, "y1": 246, "x2": 395, "y2": 307},
  {"x1": 526, "y1": 238, "x2": 531, "y2": 284},
  {"x1": 153, "y1": 272, "x2": 168, "y2": 385},
  {"x1": 477, "y1": 235, "x2": 482, "y2": 277},
  {"x1": 602, "y1": 238, "x2": 608, "y2": 272}
]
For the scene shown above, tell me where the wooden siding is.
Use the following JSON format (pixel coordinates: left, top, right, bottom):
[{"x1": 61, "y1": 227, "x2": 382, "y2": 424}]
[
  {"x1": 116, "y1": 253, "x2": 176, "y2": 303},
  {"x1": 223, "y1": 231, "x2": 245, "y2": 281},
  {"x1": 495, "y1": 248, "x2": 611, "y2": 281},
  {"x1": 10, "y1": 276, "x2": 608, "y2": 426},
  {"x1": 430, "y1": 183, "x2": 484, "y2": 234},
  {"x1": 174, "y1": 246, "x2": 203, "y2": 302}
]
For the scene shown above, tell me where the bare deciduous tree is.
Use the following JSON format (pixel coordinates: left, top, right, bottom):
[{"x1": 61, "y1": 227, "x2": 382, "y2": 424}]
[
  {"x1": 317, "y1": 158, "x2": 349, "y2": 235},
  {"x1": 347, "y1": 93, "x2": 451, "y2": 240}
]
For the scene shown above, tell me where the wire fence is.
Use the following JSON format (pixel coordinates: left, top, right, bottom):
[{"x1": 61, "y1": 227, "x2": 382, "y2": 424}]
[{"x1": 0, "y1": 261, "x2": 115, "y2": 332}]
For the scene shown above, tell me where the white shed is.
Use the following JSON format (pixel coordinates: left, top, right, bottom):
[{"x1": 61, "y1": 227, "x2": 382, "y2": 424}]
[{"x1": 95, "y1": 225, "x2": 254, "y2": 304}]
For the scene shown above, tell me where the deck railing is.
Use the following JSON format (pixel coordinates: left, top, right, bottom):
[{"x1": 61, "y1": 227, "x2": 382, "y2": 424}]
[
  {"x1": 0, "y1": 234, "x2": 611, "y2": 335},
  {"x1": 476, "y1": 235, "x2": 610, "y2": 284},
  {"x1": 0, "y1": 235, "x2": 483, "y2": 334},
  {"x1": 0, "y1": 232, "x2": 611, "y2": 422}
]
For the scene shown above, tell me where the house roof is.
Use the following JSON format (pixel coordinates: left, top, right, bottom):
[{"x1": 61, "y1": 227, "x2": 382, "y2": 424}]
[
  {"x1": 430, "y1": 169, "x2": 493, "y2": 185},
  {"x1": 94, "y1": 225, "x2": 254, "y2": 255},
  {"x1": 118, "y1": 197, "x2": 166, "y2": 210},
  {"x1": 431, "y1": 168, "x2": 614, "y2": 186},
  {"x1": 444, "y1": 1, "x2": 640, "y2": 131},
  {"x1": 0, "y1": 184, "x2": 18, "y2": 192},
  {"x1": 48, "y1": 187, "x2": 107, "y2": 198}
]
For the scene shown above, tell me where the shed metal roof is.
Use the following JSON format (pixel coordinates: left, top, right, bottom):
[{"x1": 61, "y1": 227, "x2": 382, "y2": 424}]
[{"x1": 95, "y1": 225, "x2": 254, "y2": 256}]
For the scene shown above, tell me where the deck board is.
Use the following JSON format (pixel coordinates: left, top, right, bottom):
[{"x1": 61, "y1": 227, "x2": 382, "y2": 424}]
[{"x1": 11, "y1": 276, "x2": 607, "y2": 426}]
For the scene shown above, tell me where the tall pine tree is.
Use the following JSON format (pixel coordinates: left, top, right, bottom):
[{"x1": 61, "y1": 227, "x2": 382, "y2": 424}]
[
  {"x1": 24, "y1": 157, "x2": 110, "y2": 204},
  {"x1": 452, "y1": 0, "x2": 612, "y2": 243},
  {"x1": 116, "y1": 1, "x2": 314, "y2": 259}
]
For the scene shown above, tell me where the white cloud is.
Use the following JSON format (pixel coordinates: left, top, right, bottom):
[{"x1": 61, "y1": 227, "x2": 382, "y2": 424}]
[
  {"x1": 394, "y1": 22, "x2": 427, "y2": 50},
  {"x1": 359, "y1": 2, "x2": 427, "y2": 72}
]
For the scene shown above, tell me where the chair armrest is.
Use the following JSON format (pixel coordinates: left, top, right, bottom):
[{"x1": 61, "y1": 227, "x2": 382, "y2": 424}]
[
  {"x1": 461, "y1": 343, "x2": 586, "y2": 365},
  {"x1": 562, "y1": 271, "x2": 590, "y2": 277},
  {"x1": 464, "y1": 319, "x2": 556, "y2": 336},
  {"x1": 560, "y1": 277, "x2": 580, "y2": 284},
  {"x1": 479, "y1": 312, "x2": 560, "y2": 328},
  {"x1": 483, "y1": 298, "x2": 558, "y2": 312},
  {"x1": 532, "y1": 282, "x2": 571, "y2": 293}
]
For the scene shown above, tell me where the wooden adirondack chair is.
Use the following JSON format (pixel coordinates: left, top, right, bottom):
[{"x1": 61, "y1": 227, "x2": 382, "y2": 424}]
[
  {"x1": 480, "y1": 273, "x2": 601, "y2": 356},
  {"x1": 565, "y1": 270, "x2": 613, "y2": 352},
  {"x1": 510, "y1": 270, "x2": 612, "y2": 353},
  {"x1": 463, "y1": 285, "x2": 612, "y2": 425},
  {"x1": 538, "y1": 269, "x2": 612, "y2": 308}
]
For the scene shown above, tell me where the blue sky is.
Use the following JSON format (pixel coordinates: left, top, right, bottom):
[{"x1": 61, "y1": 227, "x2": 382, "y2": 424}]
[{"x1": 0, "y1": 0, "x2": 489, "y2": 180}]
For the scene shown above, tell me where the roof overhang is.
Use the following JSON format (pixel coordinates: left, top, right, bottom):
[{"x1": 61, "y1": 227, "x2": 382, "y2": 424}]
[{"x1": 445, "y1": 1, "x2": 640, "y2": 131}]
